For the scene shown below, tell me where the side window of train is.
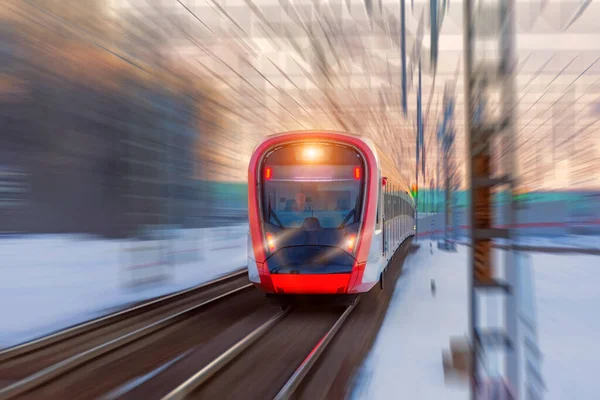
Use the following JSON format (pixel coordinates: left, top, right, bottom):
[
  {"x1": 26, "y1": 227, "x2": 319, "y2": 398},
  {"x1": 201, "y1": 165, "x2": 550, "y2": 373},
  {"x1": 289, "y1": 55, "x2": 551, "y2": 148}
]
[
  {"x1": 399, "y1": 190, "x2": 403, "y2": 217},
  {"x1": 385, "y1": 181, "x2": 389, "y2": 219},
  {"x1": 390, "y1": 188, "x2": 393, "y2": 218},
  {"x1": 390, "y1": 185, "x2": 394, "y2": 217},
  {"x1": 386, "y1": 186, "x2": 391, "y2": 218},
  {"x1": 401, "y1": 194, "x2": 405, "y2": 216}
]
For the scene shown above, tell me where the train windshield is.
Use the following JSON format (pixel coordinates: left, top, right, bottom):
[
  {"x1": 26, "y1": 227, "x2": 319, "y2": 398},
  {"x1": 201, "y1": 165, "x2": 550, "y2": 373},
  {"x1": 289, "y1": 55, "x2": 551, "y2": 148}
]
[{"x1": 262, "y1": 144, "x2": 364, "y2": 229}]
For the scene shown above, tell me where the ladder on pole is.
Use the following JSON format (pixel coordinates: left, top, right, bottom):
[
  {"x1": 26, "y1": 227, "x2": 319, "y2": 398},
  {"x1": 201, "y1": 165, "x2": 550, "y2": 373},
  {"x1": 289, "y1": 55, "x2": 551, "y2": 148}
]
[{"x1": 463, "y1": 0, "x2": 521, "y2": 397}]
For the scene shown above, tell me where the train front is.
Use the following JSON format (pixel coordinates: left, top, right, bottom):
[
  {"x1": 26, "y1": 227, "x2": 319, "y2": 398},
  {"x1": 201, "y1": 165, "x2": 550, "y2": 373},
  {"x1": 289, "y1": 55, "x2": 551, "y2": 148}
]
[{"x1": 248, "y1": 133, "x2": 377, "y2": 296}]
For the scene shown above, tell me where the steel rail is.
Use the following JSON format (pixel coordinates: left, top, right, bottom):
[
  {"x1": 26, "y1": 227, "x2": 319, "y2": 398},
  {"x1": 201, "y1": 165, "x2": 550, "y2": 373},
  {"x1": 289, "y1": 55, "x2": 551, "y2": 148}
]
[
  {"x1": 161, "y1": 309, "x2": 291, "y2": 400},
  {"x1": 0, "y1": 283, "x2": 253, "y2": 400},
  {"x1": 274, "y1": 298, "x2": 360, "y2": 400},
  {"x1": 0, "y1": 268, "x2": 247, "y2": 363}
]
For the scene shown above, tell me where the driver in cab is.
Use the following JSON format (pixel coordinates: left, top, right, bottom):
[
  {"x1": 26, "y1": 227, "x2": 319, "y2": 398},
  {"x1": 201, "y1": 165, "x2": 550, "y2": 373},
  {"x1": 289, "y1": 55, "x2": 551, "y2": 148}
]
[{"x1": 295, "y1": 192, "x2": 312, "y2": 211}]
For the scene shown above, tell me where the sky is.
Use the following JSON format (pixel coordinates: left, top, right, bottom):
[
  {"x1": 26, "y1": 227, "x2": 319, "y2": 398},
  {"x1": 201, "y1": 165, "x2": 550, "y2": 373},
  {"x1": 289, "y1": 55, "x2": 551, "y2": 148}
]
[{"x1": 104, "y1": 0, "x2": 600, "y2": 189}]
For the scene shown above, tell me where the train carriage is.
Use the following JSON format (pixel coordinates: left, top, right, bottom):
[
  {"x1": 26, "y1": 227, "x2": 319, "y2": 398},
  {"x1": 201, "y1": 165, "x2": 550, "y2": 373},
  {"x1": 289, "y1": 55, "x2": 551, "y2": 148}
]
[{"x1": 247, "y1": 131, "x2": 415, "y2": 296}]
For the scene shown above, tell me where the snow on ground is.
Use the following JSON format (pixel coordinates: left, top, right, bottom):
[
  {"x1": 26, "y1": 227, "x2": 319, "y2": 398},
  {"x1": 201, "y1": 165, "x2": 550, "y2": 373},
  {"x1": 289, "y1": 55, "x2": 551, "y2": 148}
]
[
  {"x1": 532, "y1": 251, "x2": 600, "y2": 399},
  {"x1": 352, "y1": 240, "x2": 470, "y2": 400},
  {"x1": 2, "y1": 226, "x2": 599, "y2": 398},
  {"x1": 502, "y1": 235, "x2": 600, "y2": 250},
  {"x1": 429, "y1": 234, "x2": 600, "y2": 251},
  {"x1": 0, "y1": 225, "x2": 248, "y2": 349},
  {"x1": 353, "y1": 238, "x2": 600, "y2": 400}
]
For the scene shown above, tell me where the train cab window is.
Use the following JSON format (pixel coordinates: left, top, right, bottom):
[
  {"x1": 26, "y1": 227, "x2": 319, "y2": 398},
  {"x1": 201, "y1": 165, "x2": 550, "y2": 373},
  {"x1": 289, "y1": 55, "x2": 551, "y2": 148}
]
[
  {"x1": 375, "y1": 178, "x2": 381, "y2": 229},
  {"x1": 261, "y1": 144, "x2": 365, "y2": 230}
]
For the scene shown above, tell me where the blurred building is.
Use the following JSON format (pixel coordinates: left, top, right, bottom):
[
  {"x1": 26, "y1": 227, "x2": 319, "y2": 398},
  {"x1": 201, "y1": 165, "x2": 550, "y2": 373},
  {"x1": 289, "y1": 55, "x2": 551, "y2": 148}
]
[
  {"x1": 0, "y1": 12, "x2": 249, "y2": 238},
  {"x1": 0, "y1": 165, "x2": 29, "y2": 235}
]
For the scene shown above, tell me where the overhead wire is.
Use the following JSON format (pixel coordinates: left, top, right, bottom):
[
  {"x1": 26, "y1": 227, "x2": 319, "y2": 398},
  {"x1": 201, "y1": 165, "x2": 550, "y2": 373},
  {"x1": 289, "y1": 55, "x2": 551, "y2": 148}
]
[
  {"x1": 514, "y1": 59, "x2": 600, "y2": 150},
  {"x1": 175, "y1": 0, "x2": 306, "y2": 131}
]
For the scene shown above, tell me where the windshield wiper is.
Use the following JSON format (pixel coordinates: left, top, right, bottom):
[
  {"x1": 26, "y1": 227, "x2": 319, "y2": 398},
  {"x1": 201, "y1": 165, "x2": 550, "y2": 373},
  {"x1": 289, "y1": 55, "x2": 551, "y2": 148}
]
[
  {"x1": 338, "y1": 208, "x2": 356, "y2": 228},
  {"x1": 268, "y1": 204, "x2": 284, "y2": 229}
]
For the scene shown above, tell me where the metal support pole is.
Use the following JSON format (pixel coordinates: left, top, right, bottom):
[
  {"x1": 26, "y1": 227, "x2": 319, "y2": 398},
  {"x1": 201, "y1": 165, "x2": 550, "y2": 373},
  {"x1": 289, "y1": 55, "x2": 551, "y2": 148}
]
[
  {"x1": 419, "y1": 61, "x2": 422, "y2": 200},
  {"x1": 415, "y1": 139, "x2": 420, "y2": 238},
  {"x1": 445, "y1": 172, "x2": 451, "y2": 241},
  {"x1": 462, "y1": 0, "x2": 478, "y2": 396},
  {"x1": 500, "y1": 0, "x2": 520, "y2": 393},
  {"x1": 401, "y1": 0, "x2": 408, "y2": 116},
  {"x1": 464, "y1": 0, "x2": 521, "y2": 396},
  {"x1": 430, "y1": 178, "x2": 434, "y2": 240},
  {"x1": 415, "y1": 61, "x2": 422, "y2": 239},
  {"x1": 438, "y1": 86, "x2": 456, "y2": 252},
  {"x1": 437, "y1": 123, "x2": 441, "y2": 226}
]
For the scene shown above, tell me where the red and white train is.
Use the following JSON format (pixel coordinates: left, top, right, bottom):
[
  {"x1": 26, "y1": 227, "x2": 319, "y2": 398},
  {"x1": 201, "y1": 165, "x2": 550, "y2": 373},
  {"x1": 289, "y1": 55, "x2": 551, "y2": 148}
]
[{"x1": 247, "y1": 131, "x2": 415, "y2": 297}]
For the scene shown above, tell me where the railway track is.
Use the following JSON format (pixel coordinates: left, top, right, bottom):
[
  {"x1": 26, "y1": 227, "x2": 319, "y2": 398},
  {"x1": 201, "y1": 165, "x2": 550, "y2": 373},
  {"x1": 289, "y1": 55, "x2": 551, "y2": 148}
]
[
  {"x1": 2, "y1": 294, "x2": 358, "y2": 400},
  {"x1": 113, "y1": 300, "x2": 360, "y2": 400},
  {"x1": 0, "y1": 269, "x2": 257, "y2": 399}
]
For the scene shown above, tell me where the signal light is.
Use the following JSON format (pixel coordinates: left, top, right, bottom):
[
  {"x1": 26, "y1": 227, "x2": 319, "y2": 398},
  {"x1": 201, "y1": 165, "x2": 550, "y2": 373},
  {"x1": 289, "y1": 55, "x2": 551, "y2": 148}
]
[
  {"x1": 346, "y1": 234, "x2": 356, "y2": 252},
  {"x1": 266, "y1": 233, "x2": 276, "y2": 252},
  {"x1": 354, "y1": 167, "x2": 361, "y2": 180},
  {"x1": 265, "y1": 167, "x2": 272, "y2": 180},
  {"x1": 411, "y1": 183, "x2": 418, "y2": 196}
]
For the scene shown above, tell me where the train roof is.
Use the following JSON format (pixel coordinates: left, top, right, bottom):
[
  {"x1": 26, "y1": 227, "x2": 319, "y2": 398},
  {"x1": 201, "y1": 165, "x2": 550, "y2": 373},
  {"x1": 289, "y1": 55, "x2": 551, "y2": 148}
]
[
  {"x1": 258, "y1": 130, "x2": 377, "y2": 157},
  {"x1": 257, "y1": 130, "x2": 413, "y2": 199},
  {"x1": 371, "y1": 142, "x2": 412, "y2": 195}
]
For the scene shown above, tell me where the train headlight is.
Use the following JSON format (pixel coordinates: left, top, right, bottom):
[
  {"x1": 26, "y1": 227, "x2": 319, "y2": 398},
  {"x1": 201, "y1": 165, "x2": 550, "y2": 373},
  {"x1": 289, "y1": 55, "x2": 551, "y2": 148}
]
[
  {"x1": 346, "y1": 234, "x2": 356, "y2": 252},
  {"x1": 299, "y1": 146, "x2": 325, "y2": 162},
  {"x1": 266, "y1": 233, "x2": 276, "y2": 252}
]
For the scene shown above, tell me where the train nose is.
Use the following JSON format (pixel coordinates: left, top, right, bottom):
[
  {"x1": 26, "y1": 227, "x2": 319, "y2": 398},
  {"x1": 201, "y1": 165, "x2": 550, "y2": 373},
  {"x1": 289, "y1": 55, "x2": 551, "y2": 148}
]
[{"x1": 266, "y1": 245, "x2": 355, "y2": 275}]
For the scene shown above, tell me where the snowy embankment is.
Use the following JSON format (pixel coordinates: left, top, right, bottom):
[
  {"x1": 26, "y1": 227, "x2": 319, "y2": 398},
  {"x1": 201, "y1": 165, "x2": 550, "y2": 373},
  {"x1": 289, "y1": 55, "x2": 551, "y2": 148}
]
[
  {"x1": 512, "y1": 235, "x2": 600, "y2": 250},
  {"x1": 532, "y1": 251, "x2": 600, "y2": 399},
  {"x1": 416, "y1": 213, "x2": 600, "y2": 250},
  {"x1": 351, "y1": 240, "x2": 470, "y2": 400},
  {"x1": 352, "y1": 239, "x2": 600, "y2": 400},
  {"x1": 0, "y1": 225, "x2": 248, "y2": 349}
]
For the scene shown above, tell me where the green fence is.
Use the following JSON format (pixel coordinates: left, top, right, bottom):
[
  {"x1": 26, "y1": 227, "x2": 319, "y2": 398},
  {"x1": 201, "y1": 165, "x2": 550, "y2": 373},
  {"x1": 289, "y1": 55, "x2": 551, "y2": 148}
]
[
  {"x1": 198, "y1": 183, "x2": 599, "y2": 216},
  {"x1": 414, "y1": 190, "x2": 599, "y2": 213}
]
